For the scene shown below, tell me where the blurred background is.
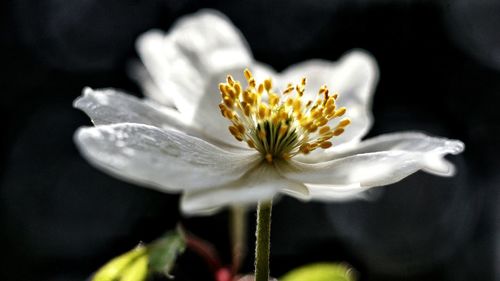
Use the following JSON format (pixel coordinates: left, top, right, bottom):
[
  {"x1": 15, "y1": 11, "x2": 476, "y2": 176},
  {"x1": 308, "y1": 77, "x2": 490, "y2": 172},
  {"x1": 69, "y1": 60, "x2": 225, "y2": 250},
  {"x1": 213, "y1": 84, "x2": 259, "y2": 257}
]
[{"x1": 0, "y1": 0, "x2": 498, "y2": 280}]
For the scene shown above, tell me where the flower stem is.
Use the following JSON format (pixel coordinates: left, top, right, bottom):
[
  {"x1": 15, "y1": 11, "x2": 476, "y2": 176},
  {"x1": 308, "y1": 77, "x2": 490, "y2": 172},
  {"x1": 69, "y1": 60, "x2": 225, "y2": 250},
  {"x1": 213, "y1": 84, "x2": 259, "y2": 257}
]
[{"x1": 254, "y1": 200, "x2": 272, "y2": 281}]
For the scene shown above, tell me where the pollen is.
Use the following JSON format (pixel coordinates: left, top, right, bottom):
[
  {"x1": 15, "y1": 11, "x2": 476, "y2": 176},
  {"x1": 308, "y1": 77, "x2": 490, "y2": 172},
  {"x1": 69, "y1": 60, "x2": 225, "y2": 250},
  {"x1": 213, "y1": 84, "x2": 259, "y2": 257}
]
[{"x1": 218, "y1": 68, "x2": 351, "y2": 161}]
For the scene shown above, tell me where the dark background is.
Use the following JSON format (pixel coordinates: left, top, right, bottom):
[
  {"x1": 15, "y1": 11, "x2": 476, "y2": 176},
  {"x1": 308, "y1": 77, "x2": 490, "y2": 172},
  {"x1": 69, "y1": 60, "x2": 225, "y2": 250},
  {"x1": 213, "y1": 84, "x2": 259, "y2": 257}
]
[{"x1": 1, "y1": 0, "x2": 498, "y2": 280}]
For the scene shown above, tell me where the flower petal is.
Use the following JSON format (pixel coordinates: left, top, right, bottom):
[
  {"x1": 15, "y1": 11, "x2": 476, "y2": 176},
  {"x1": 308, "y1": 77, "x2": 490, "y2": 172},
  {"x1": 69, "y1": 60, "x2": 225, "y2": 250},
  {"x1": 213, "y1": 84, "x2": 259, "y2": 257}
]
[
  {"x1": 277, "y1": 131, "x2": 463, "y2": 188},
  {"x1": 298, "y1": 131, "x2": 464, "y2": 174},
  {"x1": 180, "y1": 164, "x2": 307, "y2": 215},
  {"x1": 127, "y1": 60, "x2": 174, "y2": 107},
  {"x1": 136, "y1": 10, "x2": 254, "y2": 148},
  {"x1": 168, "y1": 9, "x2": 253, "y2": 76},
  {"x1": 75, "y1": 123, "x2": 261, "y2": 193},
  {"x1": 279, "y1": 50, "x2": 379, "y2": 146},
  {"x1": 304, "y1": 183, "x2": 373, "y2": 202},
  {"x1": 74, "y1": 87, "x2": 201, "y2": 135}
]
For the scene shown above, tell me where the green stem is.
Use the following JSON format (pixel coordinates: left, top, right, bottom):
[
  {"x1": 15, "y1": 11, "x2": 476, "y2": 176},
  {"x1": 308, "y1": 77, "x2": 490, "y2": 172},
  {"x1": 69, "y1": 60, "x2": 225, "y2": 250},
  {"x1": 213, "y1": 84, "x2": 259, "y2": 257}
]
[{"x1": 254, "y1": 200, "x2": 272, "y2": 281}]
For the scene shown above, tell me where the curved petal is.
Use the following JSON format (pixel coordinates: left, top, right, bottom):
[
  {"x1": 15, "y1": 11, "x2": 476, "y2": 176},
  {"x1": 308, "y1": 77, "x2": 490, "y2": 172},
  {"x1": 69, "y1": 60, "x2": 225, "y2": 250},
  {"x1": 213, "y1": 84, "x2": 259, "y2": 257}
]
[
  {"x1": 279, "y1": 50, "x2": 379, "y2": 146},
  {"x1": 168, "y1": 9, "x2": 253, "y2": 76},
  {"x1": 298, "y1": 132, "x2": 465, "y2": 171},
  {"x1": 180, "y1": 164, "x2": 307, "y2": 216},
  {"x1": 252, "y1": 61, "x2": 277, "y2": 82},
  {"x1": 74, "y1": 87, "x2": 203, "y2": 136},
  {"x1": 127, "y1": 60, "x2": 174, "y2": 107},
  {"x1": 277, "y1": 140, "x2": 462, "y2": 189},
  {"x1": 136, "y1": 10, "x2": 254, "y2": 148},
  {"x1": 75, "y1": 123, "x2": 261, "y2": 193},
  {"x1": 304, "y1": 183, "x2": 374, "y2": 202}
]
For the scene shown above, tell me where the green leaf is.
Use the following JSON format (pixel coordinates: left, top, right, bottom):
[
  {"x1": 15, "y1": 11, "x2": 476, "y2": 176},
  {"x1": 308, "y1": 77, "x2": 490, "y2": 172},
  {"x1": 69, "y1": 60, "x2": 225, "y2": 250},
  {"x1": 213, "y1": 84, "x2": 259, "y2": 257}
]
[
  {"x1": 280, "y1": 263, "x2": 356, "y2": 281},
  {"x1": 147, "y1": 226, "x2": 187, "y2": 278}
]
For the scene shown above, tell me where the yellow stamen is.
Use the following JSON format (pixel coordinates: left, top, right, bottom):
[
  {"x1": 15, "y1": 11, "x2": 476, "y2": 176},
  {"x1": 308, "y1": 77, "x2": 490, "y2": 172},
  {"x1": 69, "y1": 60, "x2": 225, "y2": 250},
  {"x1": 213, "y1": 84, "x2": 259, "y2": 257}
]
[{"x1": 217, "y1": 68, "x2": 351, "y2": 161}]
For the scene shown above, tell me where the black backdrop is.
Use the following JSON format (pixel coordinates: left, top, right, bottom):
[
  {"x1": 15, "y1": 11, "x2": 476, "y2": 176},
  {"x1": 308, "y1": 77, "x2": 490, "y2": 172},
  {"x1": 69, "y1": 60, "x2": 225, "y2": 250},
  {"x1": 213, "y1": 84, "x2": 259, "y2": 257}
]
[{"x1": 1, "y1": 1, "x2": 498, "y2": 280}]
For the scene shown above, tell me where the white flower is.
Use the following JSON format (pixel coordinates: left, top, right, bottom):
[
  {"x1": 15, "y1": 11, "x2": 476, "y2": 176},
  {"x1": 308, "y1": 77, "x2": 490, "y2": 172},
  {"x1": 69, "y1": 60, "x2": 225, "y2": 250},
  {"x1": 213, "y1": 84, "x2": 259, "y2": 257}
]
[{"x1": 73, "y1": 9, "x2": 464, "y2": 216}]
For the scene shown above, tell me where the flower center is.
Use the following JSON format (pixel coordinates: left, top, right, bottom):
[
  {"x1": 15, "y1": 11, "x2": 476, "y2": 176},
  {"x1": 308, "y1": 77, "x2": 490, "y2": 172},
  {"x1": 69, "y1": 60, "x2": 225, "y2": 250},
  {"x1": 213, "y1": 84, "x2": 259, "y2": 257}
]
[{"x1": 218, "y1": 68, "x2": 350, "y2": 163}]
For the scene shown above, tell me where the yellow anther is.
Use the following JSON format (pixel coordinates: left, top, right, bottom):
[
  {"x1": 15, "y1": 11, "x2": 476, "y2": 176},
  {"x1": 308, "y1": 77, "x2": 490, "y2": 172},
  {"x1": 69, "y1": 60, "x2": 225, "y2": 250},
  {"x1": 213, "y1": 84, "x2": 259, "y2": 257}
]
[
  {"x1": 223, "y1": 96, "x2": 234, "y2": 108},
  {"x1": 244, "y1": 103, "x2": 252, "y2": 116},
  {"x1": 244, "y1": 68, "x2": 253, "y2": 80},
  {"x1": 264, "y1": 79, "x2": 272, "y2": 91},
  {"x1": 243, "y1": 90, "x2": 252, "y2": 104},
  {"x1": 257, "y1": 83, "x2": 264, "y2": 94},
  {"x1": 333, "y1": 128, "x2": 345, "y2": 136},
  {"x1": 219, "y1": 104, "x2": 234, "y2": 119},
  {"x1": 316, "y1": 117, "x2": 328, "y2": 127},
  {"x1": 284, "y1": 84, "x2": 294, "y2": 94},
  {"x1": 332, "y1": 93, "x2": 339, "y2": 99},
  {"x1": 224, "y1": 85, "x2": 236, "y2": 99},
  {"x1": 334, "y1": 107, "x2": 346, "y2": 117},
  {"x1": 247, "y1": 139, "x2": 256, "y2": 148},
  {"x1": 319, "y1": 126, "x2": 331, "y2": 134},
  {"x1": 325, "y1": 97, "x2": 335, "y2": 108},
  {"x1": 248, "y1": 78, "x2": 256, "y2": 88},
  {"x1": 299, "y1": 144, "x2": 311, "y2": 154},
  {"x1": 337, "y1": 118, "x2": 351, "y2": 128},
  {"x1": 295, "y1": 112, "x2": 303, "y2": 121},
  {"x1": 236, "y1": 123, "x2": 245, "y2": 134},
  {"x1": 311, "y1": 108, "x2": 323, "y2": 119},
  {"x1": 258, "y1": 104, "x2": 268, "y2": 119},
  {"x1": 322, "y1": 131, "x2": 335, "y2": 139},
  {"x1": 296, "y1": 84, "x2": 304, "y2": 96},
  {"x1": 219, "y1": 83, "x2": 226, "y2": 94},
  {"x1": 301, "y1": 77, "x2": 307, "y2": 87},
  {"x1": 308, "y1": 124, "x2": 318, "y2": 133},
  {"x1": 325, "y1": 105, "x2": 336, "y2": 116},
  {"x1": 320, "y1": 141, "x2": 332, "y2": 149},
  {"x1": 228, "y1": 126, "x2": 243, "y2": 141},
  {"x1": 227, "y1": 75, "x2": 235, "y2": 86},
  {"x1": 300, "y1": 119, "x2": 313, "y2": 128},
  {"x1": 234, "y1": 82, "x2": 242, "y2": 95},
  {"x1": 279, "y1": 110, "x2": 288, "y2": 120},
  {"x1": 228, "y1": 125, "x2": 238, "y2": 136},
  {"x1": 293, "y1": 99, "x2": 301, "y2": 112},
  {"x1": 319, "y1": 85, "x2": 327, "y2": 94},
  {"x1": 269, "y1": 94, "x2": 280, "y2": 107}
]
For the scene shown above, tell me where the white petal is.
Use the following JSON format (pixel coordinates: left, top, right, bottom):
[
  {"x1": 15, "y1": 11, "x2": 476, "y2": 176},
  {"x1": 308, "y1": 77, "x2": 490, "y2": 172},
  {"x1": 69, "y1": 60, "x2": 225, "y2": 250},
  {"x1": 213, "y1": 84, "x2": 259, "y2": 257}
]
[
  {"x1": 252, "y1": 61, "x2": 277, "y2": 82},
  {"x1": 279, "y1": 50, "x2": 379, "y2": 146},
  {"x1": 298, "y1": 131, "x2": 464, "y2": 168},
  {"x1": 304, "y1": 183, "x2": 373, "y2": 202},
  {"x1": 136, "y1": 10, "x2": 254, "y2": 148},
  {"x1": 136, "y1": 29, "x2": 203, "y2": 109},
  {"x1": 74, "y1": 87, "x2": 202, "y2": 135},
  {"x1": 127, "y1": 60, "x2": 174, "y2": 107},
  {"x1": 75, "y1": 123, "x2": 261, "y2": 193},
  {"x1": 277, "y1": 139, "x2": 462, "y2": 188},
  {"x1": 181, "y1": 163, "x2": 306, "y2": 216},
  {"x1": 168, "y1": 9, "x2": 252, "y2": 75}
]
